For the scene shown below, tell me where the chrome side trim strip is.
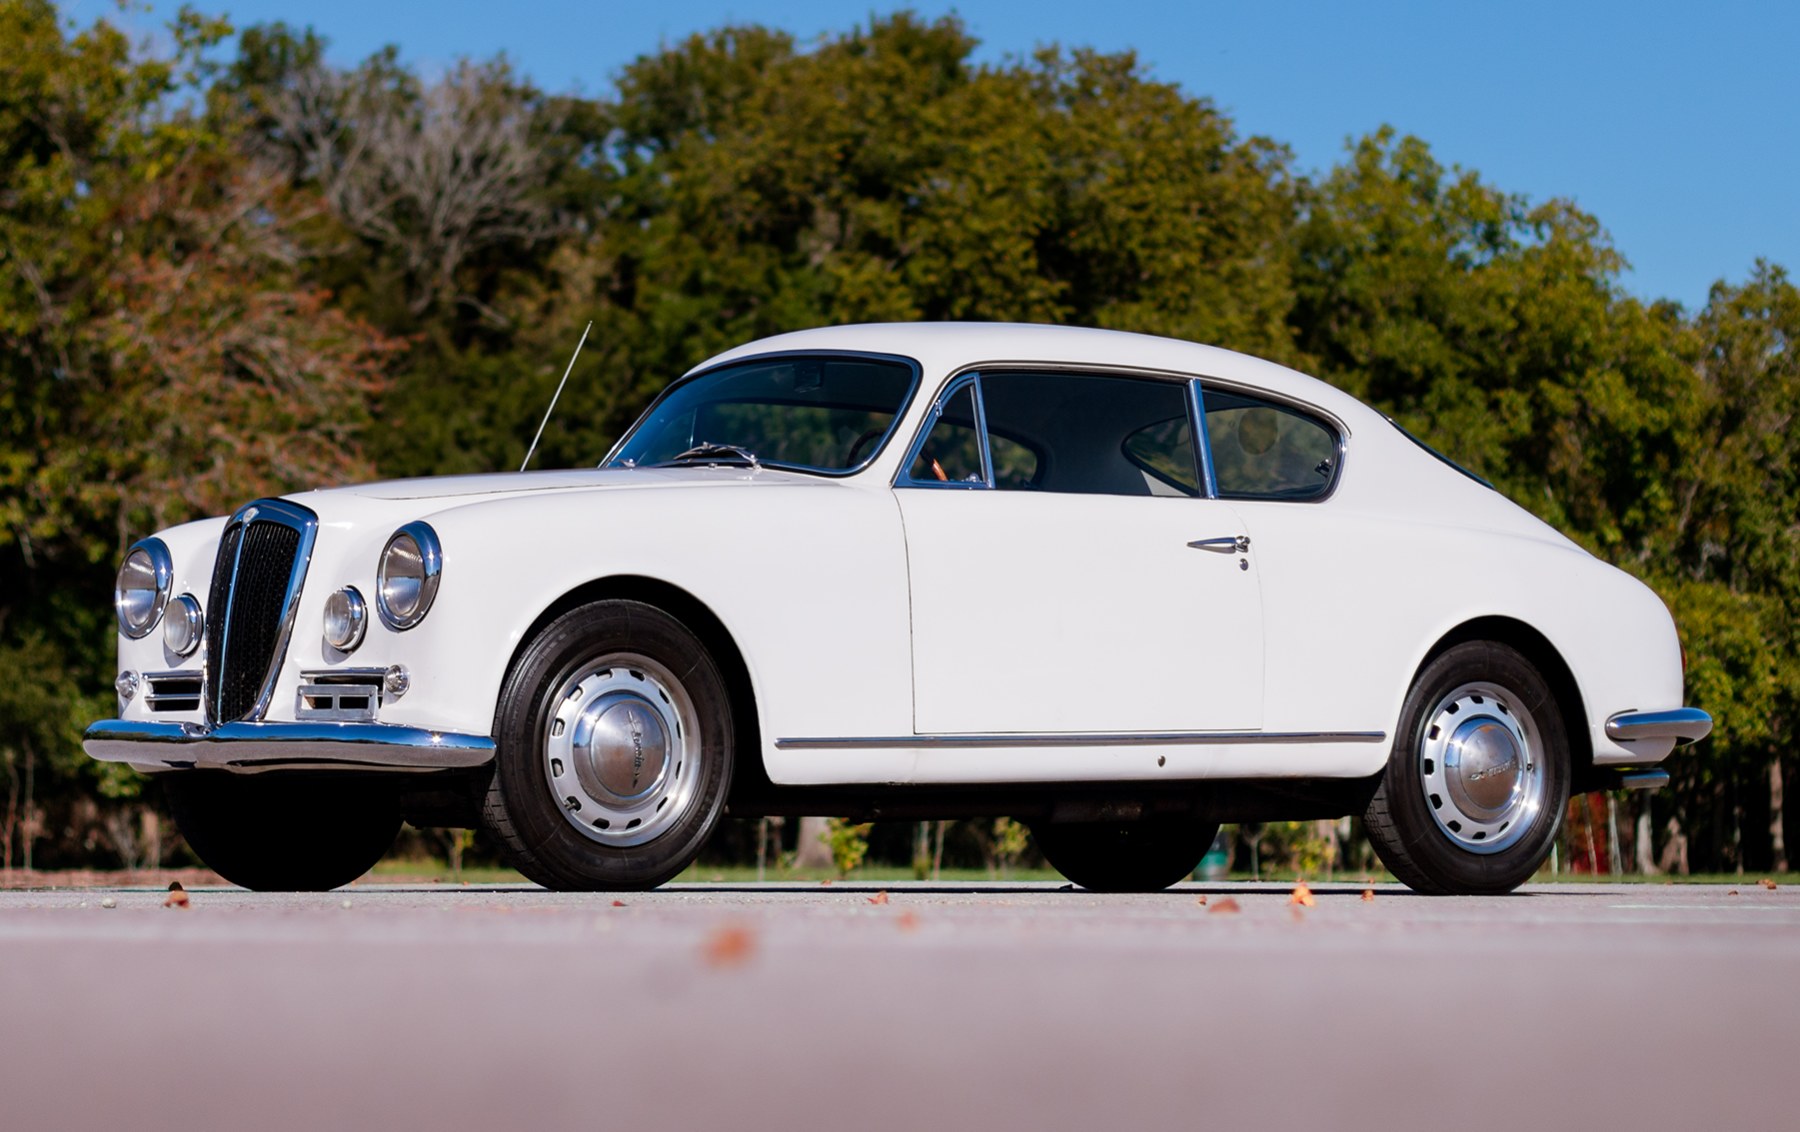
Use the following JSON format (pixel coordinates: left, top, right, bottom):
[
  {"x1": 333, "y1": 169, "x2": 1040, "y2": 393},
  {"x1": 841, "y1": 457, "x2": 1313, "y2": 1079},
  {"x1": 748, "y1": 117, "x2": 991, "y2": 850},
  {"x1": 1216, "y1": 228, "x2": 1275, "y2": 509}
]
[
  {"x1": 775, "y1": 730, "x2": 1387, "y2": 751},
  {"x1": 1604, "y1": 708, "x2": 1713, "y2": 746},
  {"x1": 83, "y1": 719, "x2": 495, "y2": 773}
]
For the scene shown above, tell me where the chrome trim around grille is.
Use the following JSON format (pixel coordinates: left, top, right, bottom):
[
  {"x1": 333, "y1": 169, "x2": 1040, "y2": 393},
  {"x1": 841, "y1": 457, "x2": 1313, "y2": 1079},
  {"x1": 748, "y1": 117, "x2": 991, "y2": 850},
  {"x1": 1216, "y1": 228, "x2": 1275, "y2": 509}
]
[
  {"x1": 83, "y1": 719, "x2": 495, "y2": 774},
  {"x1": 206, "y1": 498, "x2": 319, "y2": 725},
  {"x1": 774, "y1": 730, "x2": 1388, "y2": 750},
  {"x1": 1604, "y1": 708, "x2": 1713, "y2": 746}
]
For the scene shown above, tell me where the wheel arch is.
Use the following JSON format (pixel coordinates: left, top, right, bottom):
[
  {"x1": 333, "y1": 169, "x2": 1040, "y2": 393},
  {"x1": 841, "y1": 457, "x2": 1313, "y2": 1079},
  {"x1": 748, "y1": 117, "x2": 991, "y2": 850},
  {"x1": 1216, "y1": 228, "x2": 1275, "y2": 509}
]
[
  {"x1": 1413, "y1": 616, "x2": 1594, "y2": 789},
  {"x1": 501, "y1": 575, "x2": 770, "y2": 800}
]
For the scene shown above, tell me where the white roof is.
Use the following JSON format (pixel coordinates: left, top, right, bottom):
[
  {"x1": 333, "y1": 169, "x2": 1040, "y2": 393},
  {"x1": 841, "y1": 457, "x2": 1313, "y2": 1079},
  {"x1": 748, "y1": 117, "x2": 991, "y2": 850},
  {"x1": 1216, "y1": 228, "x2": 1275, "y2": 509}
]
[{"x1": 693, "y1": 322, "x2": 1376, "y2": 427}]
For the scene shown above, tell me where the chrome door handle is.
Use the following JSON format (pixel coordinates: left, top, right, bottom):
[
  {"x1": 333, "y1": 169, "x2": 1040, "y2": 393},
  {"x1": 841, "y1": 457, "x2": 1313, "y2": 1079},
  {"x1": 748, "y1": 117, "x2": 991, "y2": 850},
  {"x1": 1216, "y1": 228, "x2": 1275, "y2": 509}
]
[{"x1": 1188, "y1": 535, "x2": 1250, "y2": 553}]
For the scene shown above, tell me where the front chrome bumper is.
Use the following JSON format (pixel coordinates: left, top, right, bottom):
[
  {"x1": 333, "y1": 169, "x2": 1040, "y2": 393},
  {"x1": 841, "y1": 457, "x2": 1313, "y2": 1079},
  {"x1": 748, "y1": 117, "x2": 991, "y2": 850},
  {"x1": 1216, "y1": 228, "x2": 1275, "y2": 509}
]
[
  {"x1": 83, "y1": 719, "x2": 496, "y2": 774},
  {"x1": 1604, "y1": 707, "x2": 1713, "y2": 746}
]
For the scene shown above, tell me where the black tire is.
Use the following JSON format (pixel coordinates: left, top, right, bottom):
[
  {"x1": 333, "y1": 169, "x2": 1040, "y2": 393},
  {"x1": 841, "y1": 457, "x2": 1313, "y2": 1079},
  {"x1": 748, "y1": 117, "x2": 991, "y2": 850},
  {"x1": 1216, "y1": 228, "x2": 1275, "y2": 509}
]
[
  {"x1": 164, "y1": 772, "x2": 400, "y2": 891},
  {"x1": 1364, "y1": 641, "x2": 1571, "y2": 895},
  {"x1": 1033, "y1": 819, "x2": 1220, "y2": 892},
  {"x1": 480, "y1": 599, "x2": 733, "y2": 890}
]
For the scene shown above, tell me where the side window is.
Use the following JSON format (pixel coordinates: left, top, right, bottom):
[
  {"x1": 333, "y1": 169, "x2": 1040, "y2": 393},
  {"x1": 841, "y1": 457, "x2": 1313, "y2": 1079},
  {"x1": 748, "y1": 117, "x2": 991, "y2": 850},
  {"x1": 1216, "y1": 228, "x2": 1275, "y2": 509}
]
[
  {"x1": 906, "y1": 383, "x2": 986, "y2": 485},
  {"x1": 1203, "y1": 389, "x2": 1338, "y2": 500},
  {"x1": 1123, "y1": 416, "x2": 1200, "y2": 496},
  {"x1": 981, "y1": 372, "x2": 1198, "y2": 498}
]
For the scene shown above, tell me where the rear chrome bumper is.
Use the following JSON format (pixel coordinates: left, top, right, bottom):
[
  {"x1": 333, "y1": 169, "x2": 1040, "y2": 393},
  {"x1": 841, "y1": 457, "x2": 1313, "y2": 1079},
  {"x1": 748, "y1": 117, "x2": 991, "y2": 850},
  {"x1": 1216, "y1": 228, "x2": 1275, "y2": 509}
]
[
  {"x1": 1604, "y1": 707, "x2": 1713, "y2": 746},
  {"x1": 83, "y1": 719, "x2": 495, "y2": 774}
]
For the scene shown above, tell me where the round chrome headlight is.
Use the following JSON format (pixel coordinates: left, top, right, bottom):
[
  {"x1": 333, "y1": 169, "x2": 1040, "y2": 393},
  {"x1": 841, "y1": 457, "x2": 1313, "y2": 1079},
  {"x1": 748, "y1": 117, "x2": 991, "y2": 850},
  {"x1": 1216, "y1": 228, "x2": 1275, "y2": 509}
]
[
  {"x1": 163, "y1": 594, "x2": 204, "y2": 657},
  {"x1": 324, "y1": 587, "x2": 368, "y2": 652},
  {"x1": 115, "y1": 538, "x2": 173, "y2": 639},
  {"x1": 376, "y1": 522, "x2": 442, "y2": 631}
]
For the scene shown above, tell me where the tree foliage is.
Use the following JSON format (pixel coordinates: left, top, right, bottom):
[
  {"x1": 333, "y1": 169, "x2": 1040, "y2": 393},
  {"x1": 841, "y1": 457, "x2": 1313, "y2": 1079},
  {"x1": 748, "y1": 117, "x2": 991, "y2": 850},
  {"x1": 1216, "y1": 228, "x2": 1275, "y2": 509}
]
[{"x1": 1, "y1": 2, "x2": 1794, "y2": 871}]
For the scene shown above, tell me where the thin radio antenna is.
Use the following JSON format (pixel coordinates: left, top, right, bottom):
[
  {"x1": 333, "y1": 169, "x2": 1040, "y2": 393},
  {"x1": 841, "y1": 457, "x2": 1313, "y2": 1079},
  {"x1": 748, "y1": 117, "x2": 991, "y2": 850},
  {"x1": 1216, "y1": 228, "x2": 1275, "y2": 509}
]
[{"x1": 520, "y1": 320, "x2": 593, "y2": 472}]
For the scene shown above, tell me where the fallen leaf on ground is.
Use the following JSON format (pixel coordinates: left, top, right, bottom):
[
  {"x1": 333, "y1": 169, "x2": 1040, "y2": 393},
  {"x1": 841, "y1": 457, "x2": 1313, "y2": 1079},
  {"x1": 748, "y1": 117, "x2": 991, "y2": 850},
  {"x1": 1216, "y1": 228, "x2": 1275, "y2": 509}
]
[
  {"x1": 1208, "y1": 897, "x2": 1241, "y2": 915},
  {"x1": 163, "y1": 882, "x2": 190, "y2": 910},
  {"x1": 896, "y1": 911, "x2": 920, "y2": 932},
  {"x1": 1728, "y1": 889, "x2": 1740, "y2": 896},
  {"x1": 1361, "y1": 889, "x2": 1376, "y2": 902},
  {"x1": 1289, "y1": 882, "x2": 1315, "y2": 907},
  {"x1": 701, "y1": 924, "x2": 757, "y2": 968},
  {"x1": 1195, "y1": 894, "x2": 1208, "y2": 906},
  {"x1": 819, "y1": 879, "x2": 833, "y2": 887},
  {"x1": 611, "y1": 900, "x2": 626, "y2": 907},
  {"x1": 868, "y1": 891, "x2": 889, "y2": 905},
  {"x1": 1761, "y1": 878, "x2": 1778, "y2": 890}
]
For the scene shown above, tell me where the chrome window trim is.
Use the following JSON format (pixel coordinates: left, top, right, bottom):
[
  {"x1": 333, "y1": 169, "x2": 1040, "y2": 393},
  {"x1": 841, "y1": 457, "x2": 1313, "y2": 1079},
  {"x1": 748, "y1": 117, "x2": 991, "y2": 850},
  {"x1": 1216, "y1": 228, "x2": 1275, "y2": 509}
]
[
  {"x1": 376, "y1": 521, "x2": 442, "y2": 632},
  {"x1": 600, "y1": 349, "x2": 925, "y2": 478},
  {"x1": 209, "y1": 497, "x2": 320, "y2": 725},
  {"x1": 775, "y1": 730, "x2": 1388, "y2": 750},
  {"x1": 116, "y1": 537, "x2": 174, "y2": 639},
  {"x1": 1189, "y1": 379, "x2": 1220, "y2": 499},
  {"x1": 893, "y1": 372, "x2": 993, "y2": 490}
]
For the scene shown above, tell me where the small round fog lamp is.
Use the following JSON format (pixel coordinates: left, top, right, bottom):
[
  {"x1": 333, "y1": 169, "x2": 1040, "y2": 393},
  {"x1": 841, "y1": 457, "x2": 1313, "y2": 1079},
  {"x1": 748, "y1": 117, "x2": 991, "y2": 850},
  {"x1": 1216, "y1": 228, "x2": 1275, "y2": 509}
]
[
  {"x1": 323, "y1": 587, "x2": 368, "y2": 652},
  {"x1": 163, "y1": 594, "x2": 203, "y2": 658}
]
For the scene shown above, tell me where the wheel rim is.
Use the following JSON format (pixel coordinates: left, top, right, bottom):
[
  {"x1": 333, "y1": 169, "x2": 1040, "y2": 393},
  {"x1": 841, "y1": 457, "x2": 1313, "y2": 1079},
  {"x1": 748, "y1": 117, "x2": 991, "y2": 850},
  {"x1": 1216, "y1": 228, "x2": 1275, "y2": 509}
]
[
  {"x1": 542, "y1": 652, "x2": 702, "y2": 847},
  {"x1": 1417, "y1": 681, "x2": 1545, "y2": 855}
]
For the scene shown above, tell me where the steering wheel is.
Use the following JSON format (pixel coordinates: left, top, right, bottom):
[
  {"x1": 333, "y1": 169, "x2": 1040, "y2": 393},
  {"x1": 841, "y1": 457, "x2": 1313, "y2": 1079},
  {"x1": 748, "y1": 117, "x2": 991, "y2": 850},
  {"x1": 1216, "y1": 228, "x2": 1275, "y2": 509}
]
[{"x1": 845, "y1": 427, "x2": 887, "y2": 466}]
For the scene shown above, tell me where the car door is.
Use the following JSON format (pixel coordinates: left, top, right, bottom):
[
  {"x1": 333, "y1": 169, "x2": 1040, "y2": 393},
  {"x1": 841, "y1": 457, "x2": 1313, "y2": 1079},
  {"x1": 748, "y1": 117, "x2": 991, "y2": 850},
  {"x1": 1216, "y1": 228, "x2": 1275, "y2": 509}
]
[{"x1": 894, "y1": 370, "x2": 1264, "y2": 735}]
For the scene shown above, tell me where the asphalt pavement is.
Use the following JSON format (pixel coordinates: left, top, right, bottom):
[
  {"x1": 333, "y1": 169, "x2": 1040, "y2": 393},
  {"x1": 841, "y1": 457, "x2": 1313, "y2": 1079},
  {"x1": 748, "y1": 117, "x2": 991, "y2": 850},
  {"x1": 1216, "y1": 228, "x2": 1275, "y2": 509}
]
[{"x1": 1, "y1": 880, "x2": 1793, "y2": 1131}]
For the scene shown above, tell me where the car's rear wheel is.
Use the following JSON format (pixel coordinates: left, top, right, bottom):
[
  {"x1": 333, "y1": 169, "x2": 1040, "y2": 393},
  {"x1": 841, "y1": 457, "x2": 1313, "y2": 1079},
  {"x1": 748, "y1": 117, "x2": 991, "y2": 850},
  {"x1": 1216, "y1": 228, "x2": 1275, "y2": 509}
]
[
  {"x1": 1033, "y1": 819, "x2": 1219, "y2": 892},
  {"x1": 164, "y1": 772, "x2": 400, "y2": 891},
  {"x1": 481, "y1": 599, "x2": 733, "y2": 890},
  {"x1": 1364, "y1": 640, "x2": 1571, "y2": 894}
]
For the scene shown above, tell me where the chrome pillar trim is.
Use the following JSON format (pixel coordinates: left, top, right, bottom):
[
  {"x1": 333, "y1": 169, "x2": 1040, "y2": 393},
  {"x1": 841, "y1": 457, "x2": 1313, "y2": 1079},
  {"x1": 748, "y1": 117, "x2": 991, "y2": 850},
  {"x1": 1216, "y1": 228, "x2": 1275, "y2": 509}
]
[
  {"x1": 1189, "y1": 378, "x2": 1219, "y2": 500},
  {"x1": 774, "y1": 730, "x2": 1387, "y2": 750},
  {"x1": 82, "y1": 719, "x2": 495, "y2": 773},
  {"x1": 1604, "y1": 708, "x2": 1713, "y2": 746},
  {"x1": 1620, "y1": 769, "x2": 1671, "y2": 791}
]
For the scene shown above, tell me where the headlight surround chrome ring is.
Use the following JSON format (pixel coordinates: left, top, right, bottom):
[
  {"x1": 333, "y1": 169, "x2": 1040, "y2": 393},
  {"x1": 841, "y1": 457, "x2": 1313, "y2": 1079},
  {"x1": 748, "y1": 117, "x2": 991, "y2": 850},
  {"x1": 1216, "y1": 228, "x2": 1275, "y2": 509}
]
[
  {"x1": 323, "y1": 586, "x2": 369, "y2": 652},
  {"x1": 162, "y1": 594, "x2": 204, "y2": 657},
  {"x1": 115, "y1": 538, "x2": 173, "y2": 639},
  {"x1": 376, "y1": 522, "x2": 442, "y2": 631}
]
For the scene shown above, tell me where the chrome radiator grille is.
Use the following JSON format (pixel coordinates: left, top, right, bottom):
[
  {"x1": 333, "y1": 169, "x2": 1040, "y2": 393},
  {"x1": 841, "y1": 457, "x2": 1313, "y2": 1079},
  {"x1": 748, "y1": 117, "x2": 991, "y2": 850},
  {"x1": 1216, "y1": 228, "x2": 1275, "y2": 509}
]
[{"x1": 203, "y1": 499, "x2": 317, "y2": 723}]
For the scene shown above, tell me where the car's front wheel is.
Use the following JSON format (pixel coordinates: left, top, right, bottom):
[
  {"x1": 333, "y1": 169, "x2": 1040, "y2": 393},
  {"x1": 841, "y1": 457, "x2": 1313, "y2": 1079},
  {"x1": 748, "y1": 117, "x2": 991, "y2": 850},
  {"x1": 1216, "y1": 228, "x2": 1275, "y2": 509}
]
[
  {"x1": 481, "y1": 599, "x2": 733, "y2": 890},
  {"x1": 1364, "y1": 640, "x2": 1571, "y2": 894},
  {"x1": 1033, "y1": 818, "x2": 1220, "y2": 892},
  {"x1": 164, "y1": 772, "x2": 400, "y2": 890}
]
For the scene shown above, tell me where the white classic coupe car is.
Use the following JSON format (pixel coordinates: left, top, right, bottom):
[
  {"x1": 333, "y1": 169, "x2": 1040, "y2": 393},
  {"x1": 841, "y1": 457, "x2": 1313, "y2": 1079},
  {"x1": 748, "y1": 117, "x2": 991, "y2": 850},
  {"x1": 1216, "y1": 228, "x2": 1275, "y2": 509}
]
[{"x1": 86, "y1": 323, "x2": 1710, "y2": 894}]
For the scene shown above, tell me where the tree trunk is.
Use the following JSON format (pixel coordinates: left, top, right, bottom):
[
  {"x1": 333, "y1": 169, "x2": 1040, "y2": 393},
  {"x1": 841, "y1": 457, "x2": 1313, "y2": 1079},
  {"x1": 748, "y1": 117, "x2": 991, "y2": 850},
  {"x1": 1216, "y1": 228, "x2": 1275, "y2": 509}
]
[
  {"x1": 1772, "y1": 757, "x2": 1788, "y2": 873},
  {"x1": 1607, "y1": 795, "x2": 1623, "y2": 877},
  {"x1": 1658, "y1": 815, "x2": 1689, "y2": 876},
  {"x1": 1636, "y1": 797, "x2": 1658, "y2": 875},
  {"x1": 792, "y1": 816, "x2": 834, "y2": 870}
]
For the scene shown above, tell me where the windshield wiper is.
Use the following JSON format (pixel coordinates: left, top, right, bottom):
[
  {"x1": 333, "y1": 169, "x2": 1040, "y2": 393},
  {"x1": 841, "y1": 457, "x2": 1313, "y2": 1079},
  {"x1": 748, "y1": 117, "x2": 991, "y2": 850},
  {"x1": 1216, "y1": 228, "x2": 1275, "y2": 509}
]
[{"x1": 659, "y1": 442, "x2": 761, "y2": 469}]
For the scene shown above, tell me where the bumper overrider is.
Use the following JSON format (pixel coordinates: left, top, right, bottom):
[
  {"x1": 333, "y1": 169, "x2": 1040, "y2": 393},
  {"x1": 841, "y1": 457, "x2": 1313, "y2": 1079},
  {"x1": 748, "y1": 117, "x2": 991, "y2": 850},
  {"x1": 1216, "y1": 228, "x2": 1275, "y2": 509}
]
[
  {"x1": 83, "y1": 720, "x2": 495, "y2": 774},
  {"x1": 1592, "y1": 706, "x2": 1713, "y2": 791}
]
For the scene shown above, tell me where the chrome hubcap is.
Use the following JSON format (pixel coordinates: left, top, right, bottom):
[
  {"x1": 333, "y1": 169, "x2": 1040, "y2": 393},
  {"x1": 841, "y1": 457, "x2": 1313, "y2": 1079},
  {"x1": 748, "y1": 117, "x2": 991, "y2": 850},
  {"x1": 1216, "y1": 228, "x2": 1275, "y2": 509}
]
[
  {"x1": 1418, "y1": 682, "x2": 1544, "y2": 854},
  {"x1": 543, "y1": 654, "x2": 700, "y2": 847}
]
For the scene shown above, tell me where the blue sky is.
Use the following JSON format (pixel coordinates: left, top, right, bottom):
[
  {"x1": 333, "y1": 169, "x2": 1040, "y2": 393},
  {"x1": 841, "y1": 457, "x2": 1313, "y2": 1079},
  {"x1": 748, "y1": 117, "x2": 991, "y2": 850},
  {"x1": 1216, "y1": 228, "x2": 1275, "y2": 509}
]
[{"x1": 72, "y1": 0, "x2": 1799, "y2": 311}]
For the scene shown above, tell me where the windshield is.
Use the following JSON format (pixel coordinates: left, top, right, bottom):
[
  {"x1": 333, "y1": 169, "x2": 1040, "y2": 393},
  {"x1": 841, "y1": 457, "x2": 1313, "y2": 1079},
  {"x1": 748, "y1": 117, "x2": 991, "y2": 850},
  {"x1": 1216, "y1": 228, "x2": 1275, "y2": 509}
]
[{"x1": 606, "y1": 354, "x2": 918, "y2": 474}]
